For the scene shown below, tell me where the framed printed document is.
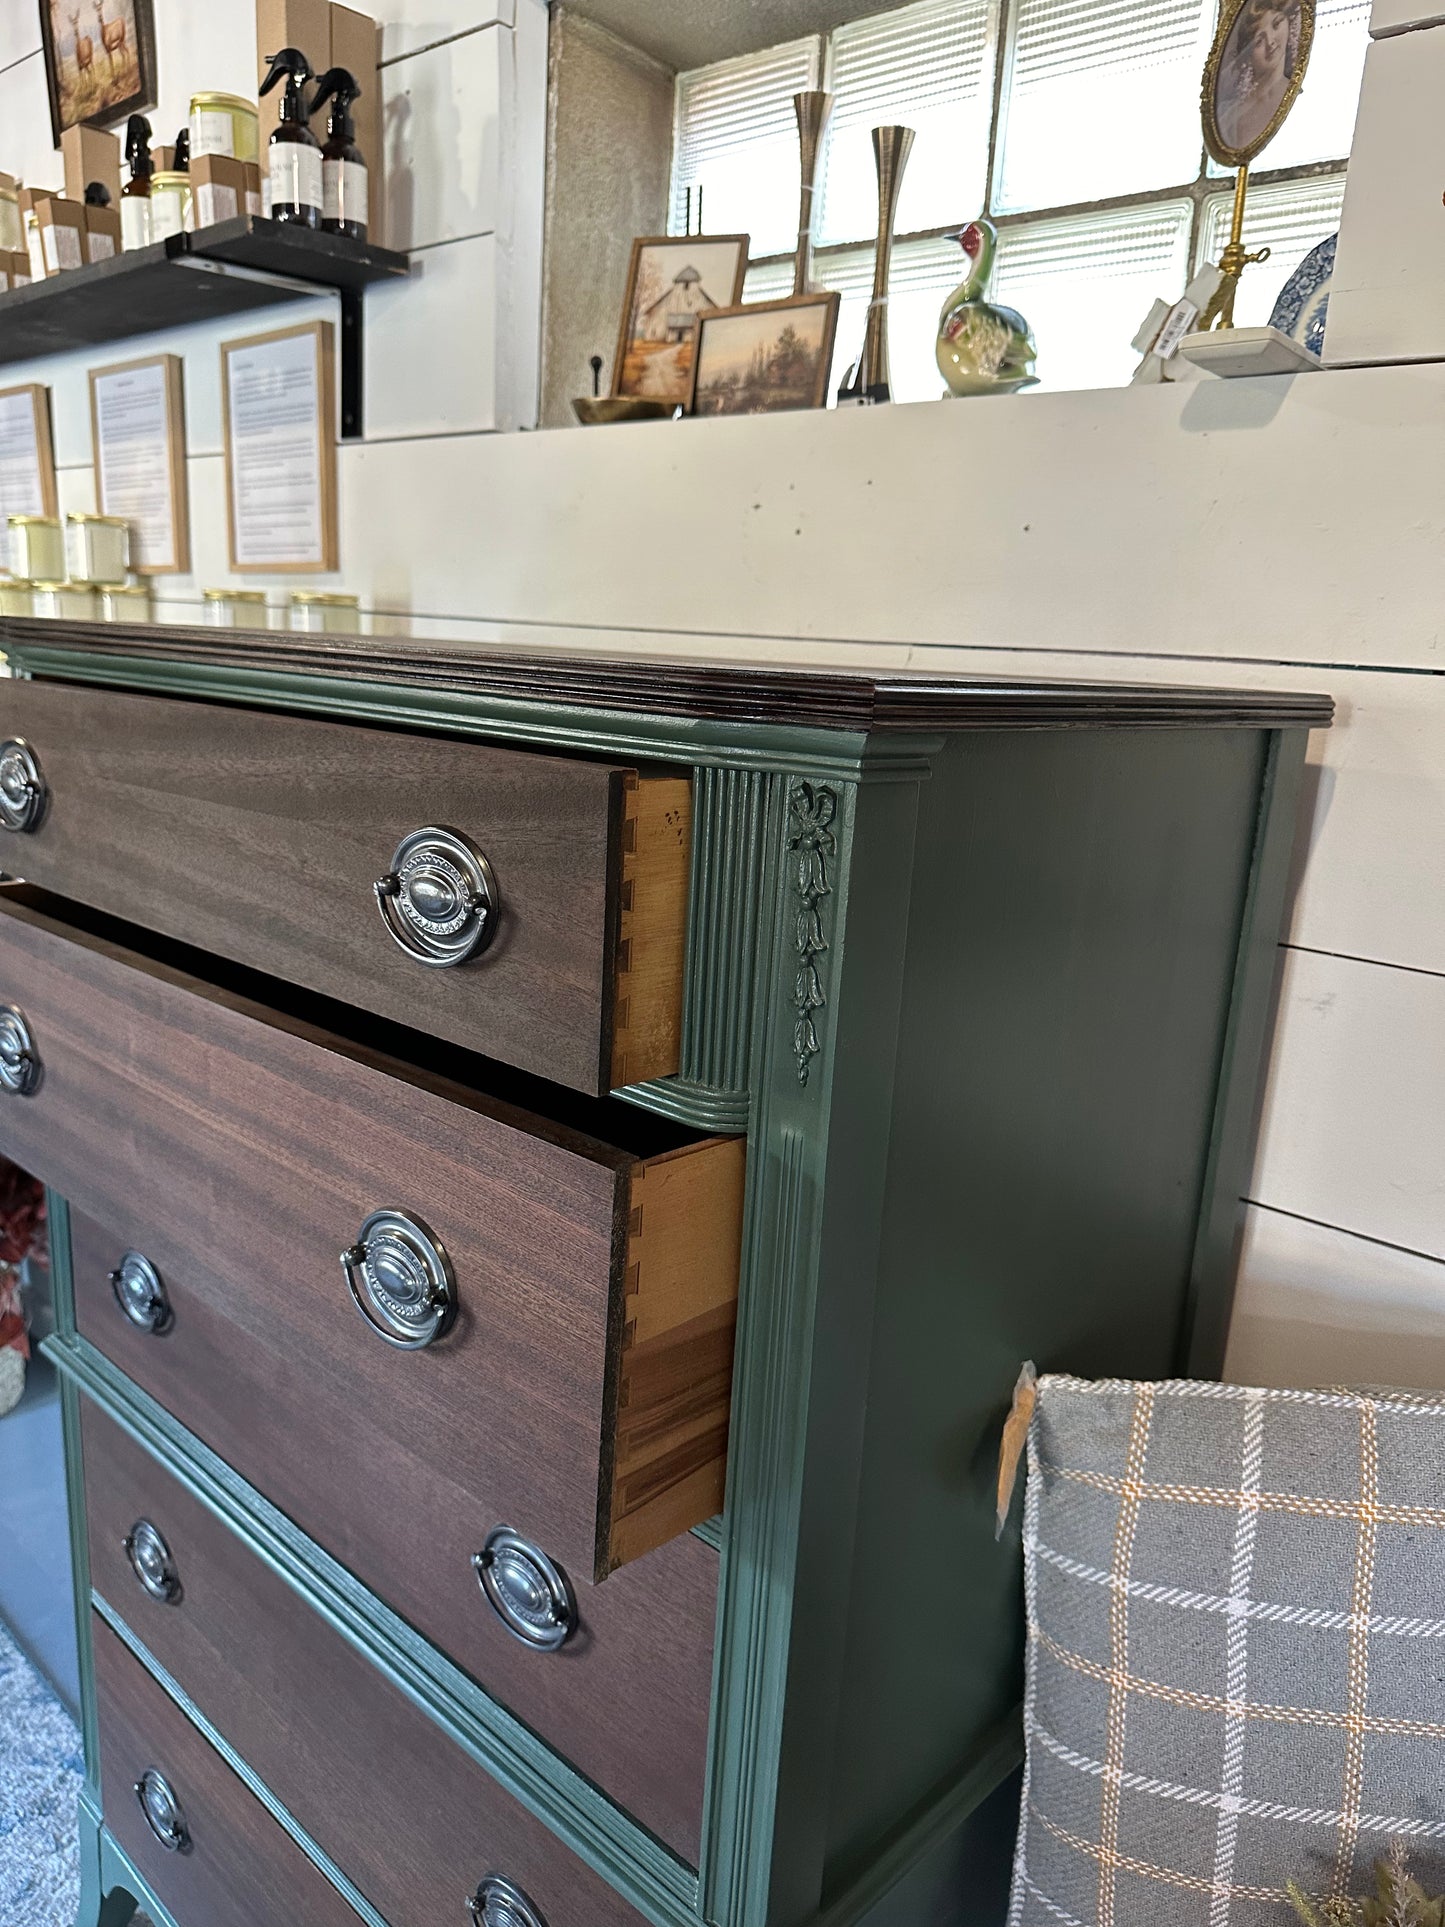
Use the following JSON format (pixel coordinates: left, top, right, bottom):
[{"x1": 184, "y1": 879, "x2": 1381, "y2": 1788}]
[
  {"x1": 0, "y1": 385, "x2": 58, "y2": 569},
  {"x1": 89, "y1": 354, "x2": 190, "y2": 575},
  {"x1": 221, "y1": 320, "x2": 338, "y2": 574}
]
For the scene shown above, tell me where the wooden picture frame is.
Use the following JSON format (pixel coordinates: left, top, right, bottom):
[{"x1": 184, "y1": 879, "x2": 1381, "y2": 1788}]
[
  {"x1": 221, "y1": 319, "x2": 338, "y2": 575},
  {"x1": 688, "y1": 293, "x2": 841, "y2": 418},
  {"x1": 0, "y1": 384, "x2": 59, "y2": 530},
  {"x1": 1201, "y1": 0, "x2": 1315, "y2": 168},
  {"x1": 612, "y1": 234, "x2": 750, "y2": 403},
  {"x1": 89, "y1": 351, "x2": 189, "y2": 575},
  {"x1": 39, "y1": 0, "x2": 158, "y2": 148}
]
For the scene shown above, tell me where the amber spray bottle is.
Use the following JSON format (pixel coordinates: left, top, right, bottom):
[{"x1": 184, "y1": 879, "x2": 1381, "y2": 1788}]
[
  {"x1": 259, "y1": 48, "x2": 322, "y2": 228},
  {"x1": 121, "y1": 114, "x2": 154, "y2": 251},
  {"x1": 311, "y1": 68, "x2": 367, "y2": 241}
]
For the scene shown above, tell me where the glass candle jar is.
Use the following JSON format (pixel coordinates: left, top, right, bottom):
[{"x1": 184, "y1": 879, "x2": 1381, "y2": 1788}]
[
  {"x1": 30, "y1": 581, "x2": 96, "y2": 620},
  {"x1": 66, "y1": 513, "x2": 130, "y2": 586},
  {"x1": 203, "y1": 588, "x2": 269, "y2": 628},
  {"x1": 0, "y1": 581, "x2": 31, "y2": 617},
  {"x1": 289, "y1": 591, "x2": 361, "y2": 635},
  {"x1": 8, "y1": 516, "x2": 64, "y2": 584},
  {"x1": 0, "y1": 185, "x2": 21, "y2": 255},
  {"x1": 97, "y1": 581, "x2": 153, "y2": 623},
  {"x1": 190, "y1": 93, "x2": 260, "y2": 165},
  {"x1": 149, "y1": 173, "x2": 192, "y2": 242}
]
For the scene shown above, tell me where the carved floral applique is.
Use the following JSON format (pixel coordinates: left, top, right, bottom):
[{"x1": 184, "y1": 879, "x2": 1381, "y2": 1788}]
[{"x1": 787, "y1": 782, "x2": 837, "y2": 1087}]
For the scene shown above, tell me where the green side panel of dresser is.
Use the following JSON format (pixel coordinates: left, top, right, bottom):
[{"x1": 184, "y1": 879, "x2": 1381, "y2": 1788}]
[{"x1": 813, "y1": 725, "x2": 1298, "y2": 1900}]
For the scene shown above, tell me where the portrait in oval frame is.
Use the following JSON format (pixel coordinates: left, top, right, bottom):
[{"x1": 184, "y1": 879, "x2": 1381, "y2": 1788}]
[{"x1": 1201, "y1": 0, "x2": 1315, "y2": 168}]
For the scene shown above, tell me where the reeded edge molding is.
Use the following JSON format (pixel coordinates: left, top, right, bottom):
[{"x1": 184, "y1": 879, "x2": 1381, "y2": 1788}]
[
  {"x1": 5, "y1": 648, "x2": 891, "y2": 783},
  {"x1": 95, "y1": 1602, "x2": 393, "y2": 1927},
  {"x1": 813, "y1": 1717, "x2": 1023, "y2": 1927},
  {"x1": 44, "y1": 1332, "x2": 702, "y2": 1927},
  {"x1": 616, "y1": 1075, "x2": 750, "y2": 1133}
]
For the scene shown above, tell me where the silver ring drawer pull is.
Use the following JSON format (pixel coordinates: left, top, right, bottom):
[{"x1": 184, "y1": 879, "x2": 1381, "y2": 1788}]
[
  {"x1": 135, "y1": 1768, "x2": 190, "y2": 1853},
  {"x1": 0, "y1": 1005, "x2": 40, "y2": 1096},
  {"x1": 341, "y1": 1209, "x2": 457, "y2": 1350},
  {"x1": 374, "y1": 826, "x2": 498, "y2": 969},
  {"x1": 468, "y1": 1875, "x2": 549, "y2": 1927},
  {"x1": 471, "y1": 1527, "x2": 576, "y2": 1653},
  {"x1": 109, "y1": 1252, "x2": 173, "y2": 1335},
  {"x1": 0, "y1": 738, "x2": 47, "y2": 833},
  {"x1": 124, "y1": 1519, "x2": 181, "y2": 1603}
]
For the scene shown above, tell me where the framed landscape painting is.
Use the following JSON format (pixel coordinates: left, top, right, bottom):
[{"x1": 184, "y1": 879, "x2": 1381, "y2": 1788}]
[
  {"x1": 613, "y1": 234, "x2": 749, "y2": 404},
  {"x1": 39, "y1": 0, "x2": 156, "y2": 145},
  {"x1": 689, "y1": 294, "x2": 841, "y2": 417}
]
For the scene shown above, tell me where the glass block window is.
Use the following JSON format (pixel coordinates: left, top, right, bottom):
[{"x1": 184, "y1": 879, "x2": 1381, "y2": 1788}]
[{"x1": 670, "y1": 0, "x2": 1370, "y2": 392}]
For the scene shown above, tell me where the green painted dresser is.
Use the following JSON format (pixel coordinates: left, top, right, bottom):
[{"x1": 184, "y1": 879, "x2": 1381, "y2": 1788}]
[{"x1": 0, "y1": 620, "x2": 1330, "y2": 1927}]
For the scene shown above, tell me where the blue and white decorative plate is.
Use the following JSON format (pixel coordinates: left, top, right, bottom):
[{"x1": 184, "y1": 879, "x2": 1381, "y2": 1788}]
[{"x1": 1268, "y1": 231, "x2": 1335, "y2": 358}]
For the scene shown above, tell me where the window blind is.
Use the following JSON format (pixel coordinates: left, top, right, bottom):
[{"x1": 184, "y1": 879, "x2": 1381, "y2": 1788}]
[
  {"x1": 995, "y1": 0, "x2": 1213, "y2": 211},
  {"x1": 992, "y1": 200, "x2": 1193, "y2": 388},
  {"x1": 816, "y1": 0, "x2": 997, "y2": 247},
  {"x1": 1199, "y1": 172, "x2": 1347, "y2": 328},
  {"x1": 671, "y1": 39, "x2": 821, "y2": 256}
]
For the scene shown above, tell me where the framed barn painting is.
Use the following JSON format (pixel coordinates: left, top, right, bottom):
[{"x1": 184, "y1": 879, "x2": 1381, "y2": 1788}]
[
  {"x1": 612, "y1": 234, "x2": 749, "y2": 405},
  {"x1": 39, "y1": 0, "x2": 157, "y2": 147}
]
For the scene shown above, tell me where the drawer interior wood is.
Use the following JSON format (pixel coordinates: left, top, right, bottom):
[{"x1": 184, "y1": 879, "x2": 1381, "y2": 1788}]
[
  {"x1": 0, "y1": 677, "x2": 691, "y2": 1094},
  {"x1": 86, "y1": 1407, "x2": 652, "y2": 1923},
  {"x1": 93, "y1": 1613, "x2": 361, "y2": 1927}
]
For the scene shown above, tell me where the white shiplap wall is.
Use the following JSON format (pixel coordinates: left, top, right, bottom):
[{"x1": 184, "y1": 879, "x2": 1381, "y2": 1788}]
[{"x1": 0, "y1": 4, "x2": 1439, "y2": 1388}]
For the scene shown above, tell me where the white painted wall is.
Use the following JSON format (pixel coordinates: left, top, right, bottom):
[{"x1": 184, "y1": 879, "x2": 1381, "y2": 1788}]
[{"x1": 0, "y1": 3, "x2": 1439, "y2": 1389}]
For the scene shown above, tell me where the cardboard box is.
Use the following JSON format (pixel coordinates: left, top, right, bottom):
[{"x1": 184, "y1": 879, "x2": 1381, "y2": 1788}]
[
  {"x1": 32, "y1": 194, "x2": 86, "y2": 275},
  {"x1": 83, "y1": 203, "x2": 122, "y2": 264},
  {"x1": 191, "y1": 153, "x2": 248, "y2": 229},
  {"x1": 243, "y1": 162, "x2": 263, "y2": 217},
  {"x1": 0, "y1": 250, "x2": 32, "y2": 290},
  {"x1": 256, "y1": 0, "x2": 332, "y2": 154},
  {"x1": 329, "y1": 4, "x2": 382, "y2": 242},
  {"x1": 152, "y1": 145, "x2": 176, "y2": 175},
  {"x1": 61, "y1": 125, "x2": 121, "y2": 208}
]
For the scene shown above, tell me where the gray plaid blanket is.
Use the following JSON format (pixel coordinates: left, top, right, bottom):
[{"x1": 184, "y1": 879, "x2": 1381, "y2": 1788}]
[{"x1": 1009, "y1": 1375, "x2": 1445, "y2": 1927}]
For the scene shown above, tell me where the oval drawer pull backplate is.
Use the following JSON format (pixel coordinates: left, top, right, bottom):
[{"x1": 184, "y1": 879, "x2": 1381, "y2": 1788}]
[
  {"x1": 341, "y1": 1208, "x2": 457, "y2": 1350},
  {"x1": 109, "y1": 1252, "x2": 173, "y2": 1335},
  {"x1": 124, "y1": 1518, "x2": 182, "y2": 1603},
  {"x1": 374, "y1": 826, "x2": 498, "y2": 968},
  {"x1": 472, "y1": 1527, "x2": 576, "y2": 1652},
  {"x1": 0, "y1": 1004, "x2": 40, "y2": 1096},
  {"x1": 0, "y1": 738, "x2": 47, "y2": 833},
  {"x1": 469, "y1": 1875, "x2": 549, "y2": 1927},
  {"x1": 134, "y1": 1767, "x2": 191, "y2": 1853}
]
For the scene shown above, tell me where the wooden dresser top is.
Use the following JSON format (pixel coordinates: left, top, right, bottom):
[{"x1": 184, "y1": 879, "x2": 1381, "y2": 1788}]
[{"x1": 0, "y1": 619, "x2": 1334, "y2": 732}]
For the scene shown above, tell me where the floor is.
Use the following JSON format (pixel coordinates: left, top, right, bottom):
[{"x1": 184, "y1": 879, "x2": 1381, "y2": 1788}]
[
  {"x1": 0, "y1": 1613, "x2": 83, "y2": 1927},
  {"x1": 0, "y1": 1350, "x2": 79, "y2": 1715}
]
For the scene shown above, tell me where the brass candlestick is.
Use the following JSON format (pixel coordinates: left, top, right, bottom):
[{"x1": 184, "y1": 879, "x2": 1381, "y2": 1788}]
[
  {"x1": 792, "y1": 90, "x2": 834, "y2": 296},
  {"x1": 1199, "y1": 166, "x2": 1271, "y2": 331},
  {"x1": 837, "y1": 124, "x2": 915, "y2": 404}
]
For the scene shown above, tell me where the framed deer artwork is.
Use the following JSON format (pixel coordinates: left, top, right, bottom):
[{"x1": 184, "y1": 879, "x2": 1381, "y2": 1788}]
[{"x1": 39, "y1": 0, "x2": 156, "y2": 147}]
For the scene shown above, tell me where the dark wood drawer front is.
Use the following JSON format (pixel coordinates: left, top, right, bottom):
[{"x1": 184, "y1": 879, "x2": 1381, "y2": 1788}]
[
  {"x1": 86, "y1": 1408, "x2": 653, "y2": 1925},
  {"x1": 94, "y1": 1615, "x2": 361, "y2": 1927},
  {"x1": 0, "y1": 893, "x2": 724, "y2": 1858},
  {"x1": 0, "y1": 677, "x2": 690, "y2": 1093}
]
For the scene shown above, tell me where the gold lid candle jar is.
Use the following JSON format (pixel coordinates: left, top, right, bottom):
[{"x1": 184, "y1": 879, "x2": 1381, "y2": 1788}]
[
  {"x1": 8, "y1": 516, "x2": 65, "y2": 584},
  {"x1": 190, "y1": 93, "x2": 260, "y2": 166},
  {"x1": 65, "y1": 513, "x2": 130, "y2": 586},
  {"x1": 31, "y1": 581, "x2": 96, "y2": 620},
  {"x1": 149, "y1": 172, "x2": 192, "y2": 242},
  {"x1": 289, "y1": 590, "x2": 361, "y2": 634},
  {"x1": 98, "y1": 581, "x2": 153, "y2": 622},
  {"x1": 203, "y1": 587, "x2": 269, "y2": 627}
]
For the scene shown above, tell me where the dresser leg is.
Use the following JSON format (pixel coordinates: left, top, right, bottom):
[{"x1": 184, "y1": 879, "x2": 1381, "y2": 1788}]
[{"x1": 76, "y1": 1796, "x2": 140, "y2": 1927}]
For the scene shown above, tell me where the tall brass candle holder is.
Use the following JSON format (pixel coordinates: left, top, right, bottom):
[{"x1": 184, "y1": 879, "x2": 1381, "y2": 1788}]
[
  {"x1": 792, "y1": 90, "x2": 834, "y2": 296},
  {"x1": 837, "y1": 123, "x2": 915, "y2": 405}
]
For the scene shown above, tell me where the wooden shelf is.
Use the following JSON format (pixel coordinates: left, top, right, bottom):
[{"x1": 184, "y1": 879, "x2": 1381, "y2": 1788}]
[{"x1": 0, "y1": 217, "x2": 410, "y2": 437}]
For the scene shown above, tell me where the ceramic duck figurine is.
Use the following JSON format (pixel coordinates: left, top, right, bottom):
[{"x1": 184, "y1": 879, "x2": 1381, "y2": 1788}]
[{"x1": 936, "y1": 217, "x2": 1038, "y2": 397}]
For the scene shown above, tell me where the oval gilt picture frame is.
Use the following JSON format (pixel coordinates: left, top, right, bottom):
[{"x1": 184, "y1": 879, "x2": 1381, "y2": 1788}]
[{"x1": 1201, "y1": 0, "x2": 1316, "y2": 169}]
